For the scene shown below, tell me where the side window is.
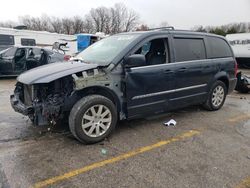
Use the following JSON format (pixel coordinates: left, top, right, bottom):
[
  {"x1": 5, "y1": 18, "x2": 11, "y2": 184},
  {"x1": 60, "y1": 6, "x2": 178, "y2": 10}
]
[
  {"x1": 174, "y1": 38, "x2": 206, "y2": 62},
  {"x1": 134, "y1": 38, "x2": 169, "y2": 66},
  {"x1": 15, "y1": 48, "x2": 26, "y2": 57},
  {"x1": 31, "y1": 48, "x2": 41, "y2": 59},
  {"x1": 140, "y1": 42, "x2": 151, "y2": 55},
  {"x1": 21, "y1": 38, "x2": 36, "y2": 46},
  {"x1": 207, "y1": 37, "x2": 232, "y2": 58},
  {"x1": 0, "y1": 34, "x2": 14, "y2": 45},
  {"x1": 32, "y1": 48, "x2": 41, "y2": 55}
]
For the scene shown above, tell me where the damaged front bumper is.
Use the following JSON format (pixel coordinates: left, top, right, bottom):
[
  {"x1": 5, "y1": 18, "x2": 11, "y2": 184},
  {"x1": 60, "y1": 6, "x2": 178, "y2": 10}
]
[
  {"x1": 10, "y1": 90, "x2": 59, "y2": 126},
  {"x1": 10, "y1": 94, "x2": 34, "y2": 116}
]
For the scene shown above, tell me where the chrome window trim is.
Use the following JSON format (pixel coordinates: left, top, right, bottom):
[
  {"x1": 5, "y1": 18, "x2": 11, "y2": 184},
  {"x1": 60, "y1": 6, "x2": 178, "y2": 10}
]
[{"x1": 130, "y1": 57, "x2": 233, "y2": 71}]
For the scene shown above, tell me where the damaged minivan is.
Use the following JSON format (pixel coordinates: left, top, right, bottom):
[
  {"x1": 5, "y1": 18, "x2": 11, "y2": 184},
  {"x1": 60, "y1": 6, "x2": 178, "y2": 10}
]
[{"x1": 10, "y1": 28, "x2": 237, "y2": 143}]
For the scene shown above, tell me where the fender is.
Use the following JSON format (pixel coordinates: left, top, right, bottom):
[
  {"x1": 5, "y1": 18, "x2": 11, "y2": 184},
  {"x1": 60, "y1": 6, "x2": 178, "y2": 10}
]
[
  {"x1": 74, "y1": 86, "x2": 123, "y2": 118},
  {"x1": 208, "y1": 71, "x2": 230, "y2": 91}
]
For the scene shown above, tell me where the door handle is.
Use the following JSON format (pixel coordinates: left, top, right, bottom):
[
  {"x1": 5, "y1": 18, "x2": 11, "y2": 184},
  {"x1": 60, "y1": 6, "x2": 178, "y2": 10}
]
[{"x1": 176, "y1": 67, "x2": 187, "y2": 72}]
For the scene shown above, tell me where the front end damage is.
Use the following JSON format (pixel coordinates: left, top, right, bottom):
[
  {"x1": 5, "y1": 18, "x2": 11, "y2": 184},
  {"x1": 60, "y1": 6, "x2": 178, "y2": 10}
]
[
  {"x1": 10, "y1": 67, "x2": 124, "y2": 126},
  {"x1": 10, "y1": 76, "x2": 74, "y2": 126}
]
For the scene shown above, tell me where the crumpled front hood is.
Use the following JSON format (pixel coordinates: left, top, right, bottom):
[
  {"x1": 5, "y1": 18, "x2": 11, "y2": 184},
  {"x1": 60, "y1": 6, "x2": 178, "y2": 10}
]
[{"x1": 17, "y1": 61, "x2": 98, "y2": 84}]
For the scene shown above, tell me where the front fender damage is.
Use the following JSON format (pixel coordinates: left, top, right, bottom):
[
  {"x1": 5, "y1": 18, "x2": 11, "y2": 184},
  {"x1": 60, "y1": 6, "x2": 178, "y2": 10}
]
[
  {"x1": 71, "y1": 68, "x2": 126, "y2": 120},
  {"x1": 72, "y1": 68, "x2": 111, "y2": 90},
  {"x1": 12, "y1": 66, "x2": 125, "y2": 127}
]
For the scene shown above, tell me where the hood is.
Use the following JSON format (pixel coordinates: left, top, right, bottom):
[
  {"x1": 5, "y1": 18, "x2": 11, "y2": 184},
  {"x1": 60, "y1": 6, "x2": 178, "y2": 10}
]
[{"x1": 17, "y1": 61, "x2": 98, "y2": 84}]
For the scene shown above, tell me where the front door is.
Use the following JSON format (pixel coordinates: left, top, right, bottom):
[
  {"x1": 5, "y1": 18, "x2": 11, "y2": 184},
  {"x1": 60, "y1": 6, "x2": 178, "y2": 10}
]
[
  {"x1": 125, "y1": 37, "x2": 175, "y2": 118},
  {"x1": 0, "y1": 47, "x2": 16, "y2": 75},
  {"x1": 14, "y1": 48, "x2": 27, "y2": 73}
]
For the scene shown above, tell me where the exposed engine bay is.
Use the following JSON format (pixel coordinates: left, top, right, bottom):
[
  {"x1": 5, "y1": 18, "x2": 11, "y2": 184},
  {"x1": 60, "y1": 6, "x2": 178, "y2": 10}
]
[
  {"x1": 13, "y1": 76, "x2": 74, "y2": 125},
  {"x1": 10, "y1": 65, "x2": 124, "y2": 126}
]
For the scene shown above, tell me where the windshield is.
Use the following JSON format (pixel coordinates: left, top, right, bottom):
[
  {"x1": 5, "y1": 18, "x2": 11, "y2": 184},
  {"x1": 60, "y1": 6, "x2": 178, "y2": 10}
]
[
  {"x1": 0, "y1": 47, "x2": 16, "y2": 57},
  {"x1": 76, "y1": 34, "x2": 139, "y2": 65}
]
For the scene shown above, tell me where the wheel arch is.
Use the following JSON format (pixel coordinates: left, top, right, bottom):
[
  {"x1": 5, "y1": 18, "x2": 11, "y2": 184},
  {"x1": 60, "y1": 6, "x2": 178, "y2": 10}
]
[
  {"x1": 75, "y1": 86, "x2": 121, "y2": 113},
  {"x1": 214, "y1": 72, "x2": 229, "y2": 93}
]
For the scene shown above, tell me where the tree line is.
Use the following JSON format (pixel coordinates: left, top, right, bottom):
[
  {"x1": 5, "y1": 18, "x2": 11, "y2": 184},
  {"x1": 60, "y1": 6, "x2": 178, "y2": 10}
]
[
  {"x1": 0, "y1": 3, "x2": 139, "y2": 35},
  {"x1": 193, "y1": 22, "x2": 250, "y2": 36},
  {"x1": 0, "y1": 3, "x2": 249, "y2": 36}
]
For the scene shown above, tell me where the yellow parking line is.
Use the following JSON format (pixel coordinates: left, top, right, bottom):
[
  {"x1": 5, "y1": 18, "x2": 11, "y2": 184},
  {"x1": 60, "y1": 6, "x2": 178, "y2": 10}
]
[
  {"x1": 32, "y1": 130, "x2": 200, "y2": 188},
  {"x1": 228, "y1": 114, "x2": 250, "y2": 123},
  {"x1": 235, "y1": 176, "x2": 250, "y2": 188}
]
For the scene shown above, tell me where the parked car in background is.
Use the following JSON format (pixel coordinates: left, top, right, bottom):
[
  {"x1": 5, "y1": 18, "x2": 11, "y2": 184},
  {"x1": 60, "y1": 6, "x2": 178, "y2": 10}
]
[
  {"x1": 0, "y1": 27, "x2": 77, "y2": 55},
  {"x1": 11, "y1": 28, "x2": 237, "y2": 144},
  {"x1": 0, "y1": 46, "x2": 65, "y2": 76},
  {"x1": 0, "y1": 27, "x2": 105, "y2": 55}
]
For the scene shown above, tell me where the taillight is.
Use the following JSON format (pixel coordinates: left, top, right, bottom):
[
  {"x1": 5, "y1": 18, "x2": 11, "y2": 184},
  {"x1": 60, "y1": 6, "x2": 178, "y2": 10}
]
[
  {"x1": 234, "y1": 59, "x2": 238, "y2": 77},
  {"x1": 64, "y1": 55, "x2": 71, "y2": 61}
]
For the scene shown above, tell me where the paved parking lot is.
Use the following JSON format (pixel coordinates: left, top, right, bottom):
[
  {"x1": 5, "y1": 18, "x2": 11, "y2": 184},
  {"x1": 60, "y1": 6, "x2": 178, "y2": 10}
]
[{"x1": 0, "y1": 69, "x2": 250, "y2": 188}]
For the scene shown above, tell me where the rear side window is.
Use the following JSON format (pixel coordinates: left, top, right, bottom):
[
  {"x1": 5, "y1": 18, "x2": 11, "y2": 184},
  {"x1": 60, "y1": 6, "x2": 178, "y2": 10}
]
[
  {"x1": 174, "y1": 38, "x2": 206, "y2": 62},
  {"x1": 207, "y1": 37, "x2": 232, "y2": 58},
  {"x1": 32, "y1": 48, "x2": 41, "y2": 55},
  {"x1": 21, "y1": 38, "x2": 36, "y2": 46},
  {"x1": 0, "y1": 34, "x2": 14, "y2": 45}
]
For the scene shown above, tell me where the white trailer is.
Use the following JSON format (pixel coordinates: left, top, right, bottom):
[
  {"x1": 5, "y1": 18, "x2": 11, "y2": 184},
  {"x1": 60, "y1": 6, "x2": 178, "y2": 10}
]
[
  {"x1": 226, "y1": 33, "x2": 250, "y2": 67},
  {"x1": 0, "y1": 27, "x2": 77, "y2": 55}
]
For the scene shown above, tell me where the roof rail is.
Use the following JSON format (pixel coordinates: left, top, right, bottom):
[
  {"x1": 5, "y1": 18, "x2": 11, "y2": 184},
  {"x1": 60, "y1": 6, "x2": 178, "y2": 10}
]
[{"x1": 148, "y1": 26, "x2": 175, "y2": 31}]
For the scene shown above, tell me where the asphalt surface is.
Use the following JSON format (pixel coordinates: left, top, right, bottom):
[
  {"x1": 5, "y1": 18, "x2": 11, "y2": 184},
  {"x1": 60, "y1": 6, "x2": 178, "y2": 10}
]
[{"x1": 0, "y1": 69, "x2": 250, "y2": 188}]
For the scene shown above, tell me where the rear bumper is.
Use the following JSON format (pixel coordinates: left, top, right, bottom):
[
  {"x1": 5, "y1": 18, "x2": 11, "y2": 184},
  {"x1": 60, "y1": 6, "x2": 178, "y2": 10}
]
[
  {"x1": 10, "y1": 94, "x2": 34, "y2": 115},
  {"x1": 228, "y1": 78, "x2": 237, "y2": 94}
]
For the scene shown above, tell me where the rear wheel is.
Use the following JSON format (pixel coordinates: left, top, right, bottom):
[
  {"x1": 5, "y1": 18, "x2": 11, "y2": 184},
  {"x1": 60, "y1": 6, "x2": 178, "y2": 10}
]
[
  {"x1": 69, "y1": 95, "x2": 117, "y2": 144},
  {"x1": 203, "y1": 81, "x2": 227, "y2": 111}
]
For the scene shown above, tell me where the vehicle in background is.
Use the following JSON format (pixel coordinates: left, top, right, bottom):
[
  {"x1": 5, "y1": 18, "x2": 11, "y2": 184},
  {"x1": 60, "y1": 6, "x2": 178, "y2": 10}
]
[
  {"x1": 76, "y1": 33, "x2": 105, "y2": 52},
  {"x1": 0, "y1": 27, "x2": 77, "y2": 55},
  {"x1": 0, "y1": 46, "x2": 65, "y2": 76},
  {"x1": 235, "y1": 72, "x2": 250, "y2": 93},
  {"x1": 0, "y1": 27, "x2": 105, "y2": 56},
  {"x1": 226, "y1": 33, "x2": 250, "y2": 68},
  {"x1": 11, "y1": 28, "x2": 237, "y2": 144}
]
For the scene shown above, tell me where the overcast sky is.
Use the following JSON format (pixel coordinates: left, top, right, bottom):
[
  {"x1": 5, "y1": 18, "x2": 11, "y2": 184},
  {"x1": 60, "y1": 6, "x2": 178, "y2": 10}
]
[{"x1": 1, "y1": 0, "x2": 250, "y2": 29}]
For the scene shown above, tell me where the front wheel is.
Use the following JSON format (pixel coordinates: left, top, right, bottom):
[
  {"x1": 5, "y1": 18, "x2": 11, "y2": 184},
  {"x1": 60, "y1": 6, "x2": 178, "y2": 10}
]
[
  {"x1": 69, "y1": 95, "x2": 117, "y2": 144},
  {"x1": 203, "y1": 81, "x2": 227, "y2": 111}
]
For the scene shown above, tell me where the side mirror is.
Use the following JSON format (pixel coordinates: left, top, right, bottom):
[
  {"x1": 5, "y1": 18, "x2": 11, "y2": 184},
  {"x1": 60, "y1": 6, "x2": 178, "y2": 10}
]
[{"x1": 124, "y1": 54, "x2": 146, "y2": 68}]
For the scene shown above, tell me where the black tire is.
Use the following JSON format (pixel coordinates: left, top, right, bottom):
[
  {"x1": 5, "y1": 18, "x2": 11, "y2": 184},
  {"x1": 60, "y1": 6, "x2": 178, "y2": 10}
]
[
  {"x1": 203, "y1": 80, "x2": 227, "y2": 111},
  {"x1": 69, "y1": 95, "x2": 117, "y2": 144}
]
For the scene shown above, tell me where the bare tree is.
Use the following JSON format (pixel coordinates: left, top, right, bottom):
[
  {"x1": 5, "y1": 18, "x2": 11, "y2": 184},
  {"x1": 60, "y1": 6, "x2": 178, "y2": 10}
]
[
  {"x1": 82, "y1": 16, "x2": 94, "y2": 33},
  {"x1": 192, "y1": 25, "x2": 207, "y2": 32},
  {"x1": 89, "y1": 7, "x2": 110, "y2": 33},
  {"x1": 62, "y1": 18, "x2": 73, "y2": 34},
  {"x1": 19, "y1": 15, "x2": 52, "y2": 31},
  {"x1": 72, "y1": 16, "x2": 84, "y2": 34},
  {"x1": 85, "y1": 3, "x2": 139, "y2": 34},
  {"x1": 136, "y1": 24, "x2": 149, "y2": 31},
  {"x1": 50, "y1": 17, "x2": 63, "y2": 33},
  {"x1": 3, "y1": 4, "x2": 140, "y2": 34},
  {"x1": 193, "y1": 22, "x2": 250, "y2": 36},
  {"x1": 110, "y1": 3, "x2": 127, "y2": 33},
  {"x1": 0, "y1": 21, "x2": 16, "y2": 28},
  {"x1": 124, "y1": 10, "x2": 139, "y2": 32}
]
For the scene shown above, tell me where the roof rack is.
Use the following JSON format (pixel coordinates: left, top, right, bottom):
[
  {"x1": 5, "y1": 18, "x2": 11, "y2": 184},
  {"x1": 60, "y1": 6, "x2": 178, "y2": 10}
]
[{"x1": 148, "y1": 26, "x2": 175, "y2": 31}]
